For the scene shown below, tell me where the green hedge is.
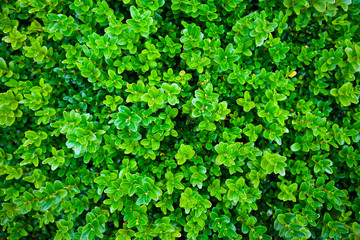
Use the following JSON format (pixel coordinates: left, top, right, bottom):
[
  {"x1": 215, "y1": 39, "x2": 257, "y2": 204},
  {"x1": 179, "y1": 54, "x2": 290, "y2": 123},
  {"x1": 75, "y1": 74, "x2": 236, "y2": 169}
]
[{"x1": 1, "y1": 0, "x2": 360, "y2": 239}]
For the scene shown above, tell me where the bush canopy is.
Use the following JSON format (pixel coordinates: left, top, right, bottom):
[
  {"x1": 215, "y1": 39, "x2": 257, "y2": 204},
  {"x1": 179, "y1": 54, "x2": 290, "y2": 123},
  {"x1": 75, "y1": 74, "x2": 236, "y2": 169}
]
[{"x1": 1, "y1": 0, "x2": 360, "y2": 239}]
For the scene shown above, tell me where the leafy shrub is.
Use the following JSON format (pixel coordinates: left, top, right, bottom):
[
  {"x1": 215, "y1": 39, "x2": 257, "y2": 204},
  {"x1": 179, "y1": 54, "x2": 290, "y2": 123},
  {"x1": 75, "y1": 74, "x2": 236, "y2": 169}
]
[{"x1": 1, "y1": 0, "x2": 360, "y2": 239}]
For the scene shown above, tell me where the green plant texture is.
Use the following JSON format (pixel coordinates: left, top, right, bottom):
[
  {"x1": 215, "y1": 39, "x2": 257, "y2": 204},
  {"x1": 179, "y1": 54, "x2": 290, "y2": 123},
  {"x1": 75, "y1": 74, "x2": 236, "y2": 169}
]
[{"x1": 1, "y1": 0, "x2": 360, "y2": 239}]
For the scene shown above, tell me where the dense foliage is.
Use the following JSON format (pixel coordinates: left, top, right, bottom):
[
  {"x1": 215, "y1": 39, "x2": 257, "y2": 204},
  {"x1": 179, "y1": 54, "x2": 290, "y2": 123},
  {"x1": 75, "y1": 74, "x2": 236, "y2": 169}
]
[{"x1": 1, "y1": 0, "x2": 360, "y2": 239}]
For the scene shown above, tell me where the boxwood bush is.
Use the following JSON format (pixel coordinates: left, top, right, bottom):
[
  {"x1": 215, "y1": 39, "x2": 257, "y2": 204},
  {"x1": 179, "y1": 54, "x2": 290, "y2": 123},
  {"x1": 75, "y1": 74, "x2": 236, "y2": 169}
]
[{"x1": 1, "y1": 0, "x2": 360, "y2": 239}]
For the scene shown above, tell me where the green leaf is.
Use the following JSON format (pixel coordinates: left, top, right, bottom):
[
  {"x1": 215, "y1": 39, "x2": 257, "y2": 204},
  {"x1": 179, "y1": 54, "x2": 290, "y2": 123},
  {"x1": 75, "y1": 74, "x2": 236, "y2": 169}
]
[
  {"x1": 179, "y1": 188, "x2": 197, "y2": 214},
  {"x1": 175, "y1": 144, "x2": 195, "y2": 165},
  {"x1": 291, "y1": 142, "x2": 301, "y2": 152},
  {"x1": 313, "y1": 0, "x2": 326, "y2": 12}
]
